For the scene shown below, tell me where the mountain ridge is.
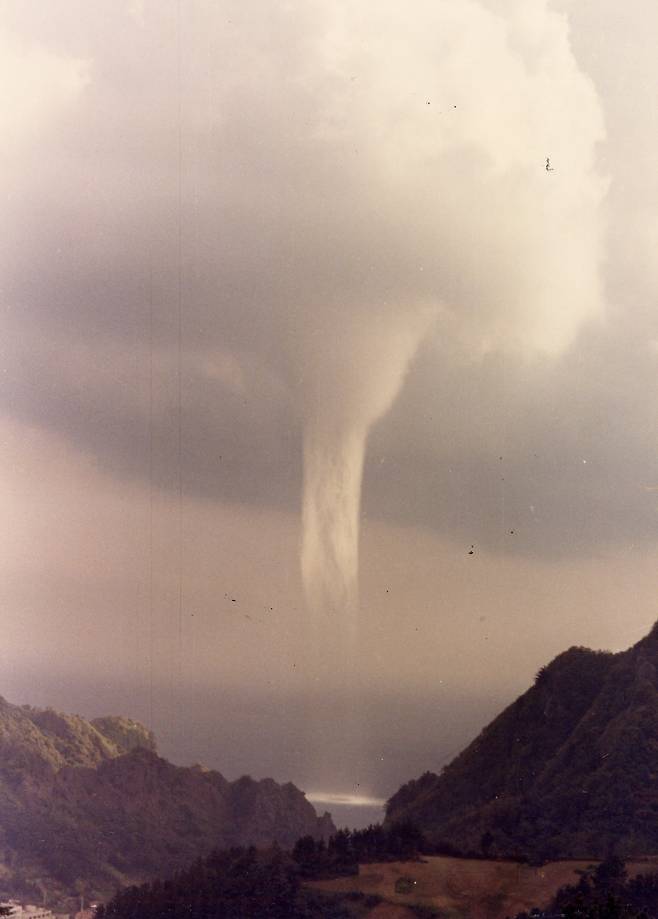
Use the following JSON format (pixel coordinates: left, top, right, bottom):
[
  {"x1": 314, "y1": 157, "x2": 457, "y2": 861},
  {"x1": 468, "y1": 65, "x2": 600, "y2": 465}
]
[
  {"x1": 0, "y1": 694, "x2": 334, "y2": 898},
  {"x1": 386, "y1": 626, "x2": 658, "y2": 860}
]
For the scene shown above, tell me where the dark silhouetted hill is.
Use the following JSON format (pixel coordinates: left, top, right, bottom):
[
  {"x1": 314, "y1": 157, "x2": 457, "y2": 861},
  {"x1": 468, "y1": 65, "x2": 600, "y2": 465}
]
[
  {"x1": 386, "y1": 623, "x2": 658, "y2": 860},
  {"x1": 0, "y1": 695, "x2": 334, "y2": 896}
]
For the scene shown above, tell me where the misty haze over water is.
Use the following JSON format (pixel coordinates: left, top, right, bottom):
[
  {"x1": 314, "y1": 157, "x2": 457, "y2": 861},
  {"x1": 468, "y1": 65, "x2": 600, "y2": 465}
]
[{"x1": 4, "y1": 669, "x2": 504, "y2": 827}]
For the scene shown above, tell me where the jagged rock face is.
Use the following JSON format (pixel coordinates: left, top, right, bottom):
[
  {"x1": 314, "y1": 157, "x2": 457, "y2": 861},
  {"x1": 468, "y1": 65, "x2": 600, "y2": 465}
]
[
  {"x1": 0, "y1": 696, "x2": 334, "y2": 894},
  {"x1": 386, "y1": 624, "x2": 658, "y2": 860},
  {"x1": 90, "y1": 716, "x2": 157, "y2": 755}
]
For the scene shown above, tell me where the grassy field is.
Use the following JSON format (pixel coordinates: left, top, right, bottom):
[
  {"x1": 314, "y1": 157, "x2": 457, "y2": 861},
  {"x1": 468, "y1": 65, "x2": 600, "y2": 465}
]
[{"x1": 308, "y1": 855, "x2": 658, "y2": 919}]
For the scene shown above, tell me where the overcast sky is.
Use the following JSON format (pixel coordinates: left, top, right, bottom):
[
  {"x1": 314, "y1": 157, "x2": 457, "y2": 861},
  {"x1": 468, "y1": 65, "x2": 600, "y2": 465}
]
[{"x1": 1, "y1": 0, "x2": 657, "y2": 809}]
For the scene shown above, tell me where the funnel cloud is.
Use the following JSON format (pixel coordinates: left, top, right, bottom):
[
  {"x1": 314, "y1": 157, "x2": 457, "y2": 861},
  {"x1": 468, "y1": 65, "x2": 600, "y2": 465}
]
[
  {"x1": 300, "y1": 307, "x2": 437, "y2": 626},
  {"x1": 270, "y1": 0, "x2": 609, "y2": 621},
  {"x1": 0, "y1": 6, "x2": 608, "y2": 626}
]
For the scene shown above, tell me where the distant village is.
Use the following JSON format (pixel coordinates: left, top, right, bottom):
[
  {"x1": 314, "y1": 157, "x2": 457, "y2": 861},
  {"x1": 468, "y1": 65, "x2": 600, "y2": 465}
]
[{"x1": 1, "y1": 901, "x2": 97, "y2": 919}]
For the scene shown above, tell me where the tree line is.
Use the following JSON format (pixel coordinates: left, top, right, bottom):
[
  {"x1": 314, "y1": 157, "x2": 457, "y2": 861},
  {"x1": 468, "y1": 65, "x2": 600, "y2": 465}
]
[
  {"x1": 96, "y1": 821, "x2": 426, "y2": 919},
  {"x1": 512, "y1": 857, "x2": 658, "y2": 919},
  {"x1": 292, "y1": 820, "x2": 428, "y2": 877}
]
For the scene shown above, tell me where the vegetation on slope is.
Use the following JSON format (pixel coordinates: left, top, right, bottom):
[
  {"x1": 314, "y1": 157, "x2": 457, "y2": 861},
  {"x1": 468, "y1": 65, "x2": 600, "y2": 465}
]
[
  {"x1": 387, "y1": 624, "x2": 658, "y2": 860},
  {"x1": 0, "y1": 695, "x2": 333, "y2": 898},
  {"x1": 514, "y1": 857, "x2": 658, "y2": 918},
  {"x1": 96, "y1": 822, "x2": 429, "y2": 919}
]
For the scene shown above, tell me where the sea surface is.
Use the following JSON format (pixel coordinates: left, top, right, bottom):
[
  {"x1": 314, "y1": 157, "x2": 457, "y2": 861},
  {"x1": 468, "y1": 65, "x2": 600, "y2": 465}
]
[{"x1": 306, "y1": 792, "x2": 385, "y2": 831}]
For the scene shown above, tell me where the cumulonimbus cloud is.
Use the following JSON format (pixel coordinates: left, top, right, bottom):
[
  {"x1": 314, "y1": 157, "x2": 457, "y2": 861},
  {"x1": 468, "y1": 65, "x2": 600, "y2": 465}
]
[
  {"x1": 0, "y1": 0, "x2": 608, "y2": 631},
  {"x1": 212, "y1": 0, "x2": 608, "y2": 624}
]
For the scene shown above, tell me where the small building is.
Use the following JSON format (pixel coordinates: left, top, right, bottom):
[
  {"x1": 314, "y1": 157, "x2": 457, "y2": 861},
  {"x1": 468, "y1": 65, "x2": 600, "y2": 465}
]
[
  {"x1": 23, "y1": 907, "x2": 56, "y2": 919},
  {"x1": 0, "y1": 902, "x2": 56, "y2": 919}
]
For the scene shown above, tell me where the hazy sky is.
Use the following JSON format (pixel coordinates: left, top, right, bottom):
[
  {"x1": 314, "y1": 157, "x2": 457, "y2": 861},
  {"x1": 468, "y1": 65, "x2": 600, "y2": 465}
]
[{"x1": 1, "y1": 0, "x2": 657, "y2": 809}]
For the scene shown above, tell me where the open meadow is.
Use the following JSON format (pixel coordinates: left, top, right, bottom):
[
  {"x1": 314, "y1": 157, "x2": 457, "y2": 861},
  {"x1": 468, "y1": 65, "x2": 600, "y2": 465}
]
[{"x1": 308, "y1": 856, "x2": 658, "y2": 919}]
